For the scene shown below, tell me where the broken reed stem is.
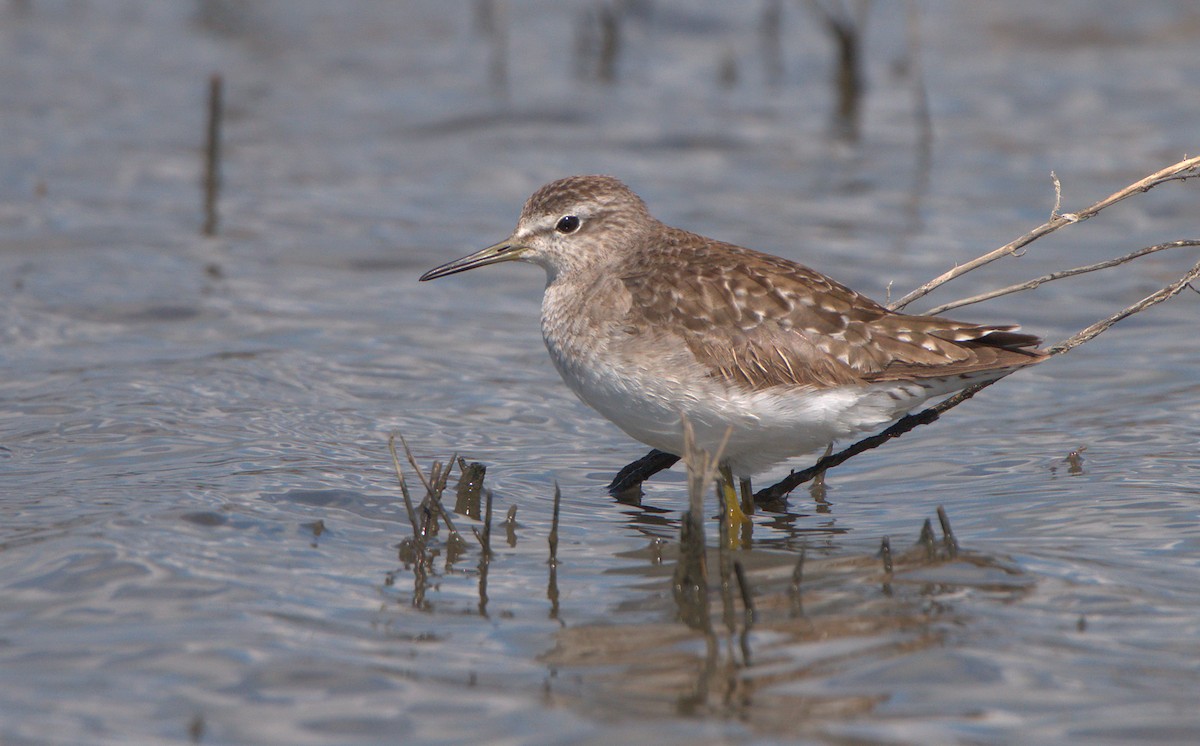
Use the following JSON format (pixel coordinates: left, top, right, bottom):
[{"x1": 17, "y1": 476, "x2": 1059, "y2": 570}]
[
  {"x1": 454, "y1": 458, "x2": 487, "y2": 519},
  {"x1": 476, "y1": 535, "x2": 490, "y2": 617},
  {"x1": 936, "y1": 505, "x2": 958, "y2": 558},
  {"x1": 672, "y1": 417, "x2": 732, "y2": 633},
  {"x1": 202, "y1": 73, "x2": 222, "y2": 237},
  {"x1": 398, "y1": 434, "x2": 462, "y2": 537},
  {"x1": 388, "y1": 433, "x2": 436, "y2": 608},
  {"x1": 680, "y1": 416, "x2": 732, "y2": 496},
  {"x1": 918, "y1": 518, "x2": 937, "y2": 558},
  {"x1": 388, "y1": 433, "x2": 422, "y2": 544},
  {"x1": 889, "y1": 154, "x2": 1200, "y2": 311},
  {"x1": 548, "y1": 483, "x2": 561, "y2": 567},
  {"x1": 927, "y1": 240, "x2": 1200, "y2": 316},
  {"x1": 1046, "y1": 258, "x2": 1200, "y2": 356},
  {"x1": 547, "y1": 484, "x2": 561, "y2": 621},
  {"x1": 804, "y1": 0, "x2": 868, "y2": 139},
  {"x1": 479, "y1": 473, "x2": 493, "y2": 556},
  {"x1": 474, "y1": 474, "x2": 494, "y2": 617}
]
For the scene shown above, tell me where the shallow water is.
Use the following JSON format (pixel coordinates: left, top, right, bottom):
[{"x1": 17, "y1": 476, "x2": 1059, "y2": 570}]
[{"x1": 3, "y1": 1, "x2": 1200, "y2": 743}]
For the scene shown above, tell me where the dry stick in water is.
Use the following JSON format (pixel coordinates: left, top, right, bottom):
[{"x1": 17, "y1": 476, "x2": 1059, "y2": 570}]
[
  {"x1": 1046, "y1": 259, "x2": 1200, "y2": 357},
  {"x1": 918, "y1": 518, "x2": 937, "y2": 559},
  {"x1": 481, "y1": 475, "x2": 494, "y2": 554},
  {"x1": 547, "y1": 484, "x2": 562, "y2": 622},
  {"x1": 475, "y1": 480, "x2": 494, "y2": 617},
  {"x1": 673, "y1": 418, "x2": 729, "y2": 632},
  {"x1": 936, "y1": 505, "x2": 958, "y2": 559},
  {"x1": 548, "y1": 483, "x2": 561, "y2": 567},
  {"x1": 398, "y1": 434, "x2": 462, "y2": 539},
  {"x1": 879, "y1": 536, "x2": 894, "y2": 596},
  {"x1": 804, "y1": 0, "x2": 868, "y2": 139},
  {"x1": 202, "y1": 73, "x2": 222, "y2": 236},
  {"x1": 388, "y1": 433, "x2": 430, "y2": 607},
  {"x1": 889, "y1": 154, "x2": 1200, "y2": 311},
  {"x1": 388, "y1": 433, "x2": 422, "y2": 545},
  {"x1": 927, "y1": 239, "x2": 1200, "y2": 316},
  {"x1": 503, "y1": 504, "x2": 518, "y2": 546},
  {"x1": 454, "y1": 457, "x2": 487, "y2": 519}
]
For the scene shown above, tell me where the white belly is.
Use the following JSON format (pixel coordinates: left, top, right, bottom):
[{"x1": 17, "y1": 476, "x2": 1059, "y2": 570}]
[{"x1": 543, "y1": 326, "x2": 941, "y2": 477}]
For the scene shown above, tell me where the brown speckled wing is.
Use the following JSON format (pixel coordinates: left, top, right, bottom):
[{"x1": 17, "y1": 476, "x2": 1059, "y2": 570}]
[{"x1": 621, "y1": 228, "x2": 1045, "y2": 391}]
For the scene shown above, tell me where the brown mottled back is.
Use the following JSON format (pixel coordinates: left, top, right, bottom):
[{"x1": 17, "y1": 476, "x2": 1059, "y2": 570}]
[{"x1": 622, "y1": 226, "x2": 1045, "y2": 391}]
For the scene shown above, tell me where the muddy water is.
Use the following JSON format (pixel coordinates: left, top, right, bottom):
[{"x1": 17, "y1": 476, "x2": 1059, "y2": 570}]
[{"x1": 2, "y1": 1, "x2": 1199, "y2": 743}]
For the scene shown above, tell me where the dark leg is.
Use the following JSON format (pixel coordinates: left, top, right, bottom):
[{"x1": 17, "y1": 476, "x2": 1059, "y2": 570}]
[
  {"x1": 754, "y1": 408, "x2": 941, "y2": 503},
  {"x1": 607, "y1": 449, "x2": 680, "y2": 496}
]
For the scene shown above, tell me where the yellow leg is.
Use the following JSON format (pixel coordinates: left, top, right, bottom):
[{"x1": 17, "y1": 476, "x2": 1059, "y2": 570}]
[
  {"x1": 739, "y1": 477, "x2": 755, "y2": 517},
  {"x1": 719, "y1": 465, "x2": 752, "y2": 545}
]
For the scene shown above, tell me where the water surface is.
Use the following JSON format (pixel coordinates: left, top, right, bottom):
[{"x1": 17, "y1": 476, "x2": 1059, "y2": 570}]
[{"x1": 2, "y1": 1, "x2": 1199, "y2": 743}]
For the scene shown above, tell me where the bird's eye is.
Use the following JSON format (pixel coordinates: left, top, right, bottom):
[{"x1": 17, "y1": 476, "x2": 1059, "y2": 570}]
[{"x1": 555, "y1": 215, "x2": 581, "y2": 234}]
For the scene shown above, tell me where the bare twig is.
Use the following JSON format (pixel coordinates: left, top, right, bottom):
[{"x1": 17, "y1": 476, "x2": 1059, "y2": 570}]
[
  {"x1": 1047, "y1": 258, "x2": 1200, "y2": 356},
  {"x1": 388, "y1": 432, "x2": 421, "y2": 543},
  {"x1": 926, "y1": 240, "x2": 1200, "y2": 315},
  {"x1": 672, "y1": 417, "x2": 730, "y2": 632},
  {"x1": 504, "y1": 504, "x2": 518, "y2": 546},
  {"x1": 1050, "y1": 170, "x2": 1063, "y2": 221},
  {"x1": 398, "y1": 435, "x2": 461, "y2": 537},
  {"x1": 936, "y1": 505, "x2": 958, "y2": 559},
  {"x1": 548, "y1": 484, "x2": 562, "y2": 621},
  {"x1": 548, "y1": 483, "x2": 561, "y2": 568},
  {"x1": 454, "y1": 457, "x2": 487, "y2": 519},
  {"x1": 918, "y1": 518, "x2": 936, "y2": 559},
  {"x1": 202, "y1": 73, "x2": 222, "y2": 236},
  {"x1": 680, "y1": 416, "x2": 731, "y2": 493},
  {"x1": 804, "y1": 0, "x2": 869, "y2": 140},
  {"x1": 890, "y1": 155, "x2": 1200, "y2": 311},
  {"x1": 478, "y1": 470, "x2": 494, "y2": 557}
]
